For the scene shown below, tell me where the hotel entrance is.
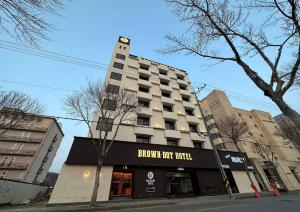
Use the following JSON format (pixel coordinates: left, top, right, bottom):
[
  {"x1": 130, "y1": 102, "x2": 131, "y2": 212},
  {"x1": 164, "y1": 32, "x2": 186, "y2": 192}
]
[
  {"x1": 110, "y1": 171, "x2": 133, "y2": 198},
  {"x1": 166, "y1": 172, "x2": 195, "y2": 196}
]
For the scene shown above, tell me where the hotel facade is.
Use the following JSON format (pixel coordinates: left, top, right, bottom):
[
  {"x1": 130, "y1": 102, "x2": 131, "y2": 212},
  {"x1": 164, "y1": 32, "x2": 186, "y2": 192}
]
[{"x1": 49, "y1": 37, "x2": 260, "y2": 204}]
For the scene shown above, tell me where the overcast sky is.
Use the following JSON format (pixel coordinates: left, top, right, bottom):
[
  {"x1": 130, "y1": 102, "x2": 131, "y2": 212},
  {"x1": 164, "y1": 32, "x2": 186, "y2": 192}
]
[{"x1": 1, "y1": 0, "x2": 299, "y2": 172}]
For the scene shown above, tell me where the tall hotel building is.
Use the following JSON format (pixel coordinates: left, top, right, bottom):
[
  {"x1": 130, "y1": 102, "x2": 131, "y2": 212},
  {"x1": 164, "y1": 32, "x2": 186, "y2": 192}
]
[{"x1": 49, "y1": 37, "x2": 259, "y2": 204}]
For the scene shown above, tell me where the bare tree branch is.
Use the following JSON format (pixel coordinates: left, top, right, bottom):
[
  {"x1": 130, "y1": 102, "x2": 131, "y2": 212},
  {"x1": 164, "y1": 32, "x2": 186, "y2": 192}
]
[
  {"x1": 162, "y1": 0, "x2": 300, "y2": 128},
  {"x1": 0, "y1": 87, "x2": 44, "y2": 135},
  {"x1": 64, "y1": 80, "x2": 139, "y2": 207},
  {"x1": 0, "y1": 0, "x2": 63, "y2": 46}
]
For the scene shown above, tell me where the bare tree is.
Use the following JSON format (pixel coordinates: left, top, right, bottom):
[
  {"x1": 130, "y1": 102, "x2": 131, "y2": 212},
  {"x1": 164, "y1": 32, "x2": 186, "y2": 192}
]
[
  {"x1": 0, "y1": 88, "x2": 44, "y2": 135},
  {"x1": 217, "y1": 116, "x2": 258, "y2": 191},
  {"x1": 254, "y1": 136, "x2": 276, "y2": 162},
  {"x1": 0, "y1": 0, "x2": 63, "y2": 46},
  {"x1": 277, "y1": 124, "x2": 300, "y2": 148},
  {"x1": 64, "y1": 80, "x2": 138, "y2": 207},
  {"x1": 160, "y1": 0, "x2": 300, "y2": 128}
]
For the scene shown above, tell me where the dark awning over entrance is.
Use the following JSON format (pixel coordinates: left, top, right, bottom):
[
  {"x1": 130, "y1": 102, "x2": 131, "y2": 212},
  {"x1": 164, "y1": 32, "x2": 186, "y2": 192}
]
[{"x1": 66, "y1": 137, "x2": 253, "y2": 170}]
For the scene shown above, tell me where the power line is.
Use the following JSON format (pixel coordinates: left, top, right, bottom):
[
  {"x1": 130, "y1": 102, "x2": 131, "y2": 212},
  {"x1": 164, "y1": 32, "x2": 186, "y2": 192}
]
[
  {"x1": 0, "y1": 40, "x2": 298, "y2": 112},
  {"x1": 0, "y1": 77, "x2": 292, "y2": 113},
  {"x1": 0, "y1": 43, "x2": 107, "y2": 71},
  {"x1": 0, "y1": 79, "x2": 74, "y2": 92},
  {"x1": 196, "y1": 86, "x2": 282, "y2": 112},
  {"x1": 48, "y1": 114, "x2": 300, "y2": 150},
  {"x1": 192, "y1": 81, "x2": 276, "y2": 107},
  {"x1": 0, "y1": 39, "x2": 109, "y2": 67}
]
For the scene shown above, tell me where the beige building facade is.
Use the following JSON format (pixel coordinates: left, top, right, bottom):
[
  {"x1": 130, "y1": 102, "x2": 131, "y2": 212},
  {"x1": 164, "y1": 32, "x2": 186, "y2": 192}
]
[
  {"x1": 50, "y1": 37, "x2": 261, "y2": 204},
  {"x1": 200, "y1": 89, "x2": 300, "y2": 192},
  {"x1": 0, "y1": 115, "x2": 63, "y2": 184}
]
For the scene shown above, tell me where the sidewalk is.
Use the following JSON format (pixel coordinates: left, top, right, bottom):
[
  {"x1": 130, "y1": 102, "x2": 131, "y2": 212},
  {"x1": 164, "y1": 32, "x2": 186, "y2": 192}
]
[{"x1": 0, "y1": 191, "x2": 299, "y2": 212}]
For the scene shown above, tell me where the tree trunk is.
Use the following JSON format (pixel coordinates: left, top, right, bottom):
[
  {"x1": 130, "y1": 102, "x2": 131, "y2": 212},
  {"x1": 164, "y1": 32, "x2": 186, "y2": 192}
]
[
  {"x1": 272, "y1": 96, "x2": 300, "y2": 129},
  {"x1": 90, "y1": 156, "x2": 103, "y2": 207}
]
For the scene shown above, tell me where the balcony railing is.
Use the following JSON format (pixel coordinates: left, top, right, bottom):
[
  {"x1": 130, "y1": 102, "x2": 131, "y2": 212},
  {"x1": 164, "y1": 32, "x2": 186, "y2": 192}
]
[
  {"x1": 0, "y1": 163, "x2": 29, "y2": 170},
  {"x1": 0, "y1": 148, "x2": 35, "y2": 155}
]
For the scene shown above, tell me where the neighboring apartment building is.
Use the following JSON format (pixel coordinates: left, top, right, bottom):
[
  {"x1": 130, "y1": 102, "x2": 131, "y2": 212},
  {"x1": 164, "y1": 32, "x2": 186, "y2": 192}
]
[
  {"x1": 49, "y1": 37, "x2": 259, "y2": 204},
  {"x1": 0, "y1": 115, "x2": 63, "y2": 184},
  {"x1": 200, "y1": 89, "x2": 300, "y2": 192}
]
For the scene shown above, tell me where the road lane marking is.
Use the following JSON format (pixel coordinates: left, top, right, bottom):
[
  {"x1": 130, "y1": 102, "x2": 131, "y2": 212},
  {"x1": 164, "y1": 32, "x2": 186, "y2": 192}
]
[{"x1": 197, "y1": 204, "x2": 251, "y2": 211}]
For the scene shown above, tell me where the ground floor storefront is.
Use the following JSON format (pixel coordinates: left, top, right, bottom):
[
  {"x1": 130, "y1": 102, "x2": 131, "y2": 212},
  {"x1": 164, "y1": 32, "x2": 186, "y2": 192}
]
[
  {"x1": 251, "y1": 158, "x2": 300, "y2": 193},
  {"x1": 49, "y1": 137, "x2": 261, "y2": 204},
  {"x1": 109, "y1": 166, "x2": 227, "y2": 199}
]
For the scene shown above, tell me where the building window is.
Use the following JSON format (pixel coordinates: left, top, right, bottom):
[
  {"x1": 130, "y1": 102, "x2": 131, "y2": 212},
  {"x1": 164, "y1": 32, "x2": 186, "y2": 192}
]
[
  {"x1": 207, "y1": 123, "x2": 216, "y2": 130},
  {"x1": 160, "y1": 78, "x2": 169, "y2": 86},
  {"x1": 159, "y1": 69, "x2": 168, "y2": 76},
  {"x1": 193, "y1": 141, "x2": 203, "y2": 149},
  {"x1": 139, "y1": 86, "x2": 149, "y2": 93},
  {"x1": 167, "y1": 139, "x2": 178, "y2": 146},
  {"x1": 161, "y1": 90, "x2": 171, "y2": 98},
  {"x1": 7, "y1": 157, "x2": 15, "y2": 167},
  {"x1": 177, "y1": 74, "x2": 184, "y2": 80},
  {"x1": 165, "y1": 120, "x2": 176, "y2": 130},
  {"x1": 0, "y1": 171, "x2": 7, "y2": 179},
  {"x1": 116, "y1": 53, "x2": 125, "y2": 60},
  {"x1": 210, "y1": 133, "x2": 219, "y2": 140},
  {"x1": 140, "y1": 63, "x2": 149, "y2": 70},
  {"x1": 136, "y1": 135, "x2": 151, "y2": 144},
  {"x1": 102, "y1": 99, "x2": 117, "y2": 111},
  {"x1": 163, "y1": 104, "x2": 173, "y2": 112},
  {"x1": 138, "y1": 99, "x2": 150, "y2": 108},
  {"x1": 185, "y1": 108, "x2": 194, "y2": 116},
  {"x1": 139, "y1": 73, "x2": 149, "y2": 81},
  {"x1": 179, "y1": 84, "x2": 187, "y2": 90},
  {"x1": 215, "y1": 143, "x2": 225, "y2": 150},
  {"x1": 10, "y1": 143, "x2": 23, "y2": 152},
  {"x1": 181, "y1": 95, "x2": 190, "y2": 102},
  {"x1": 137, "y1": 116, "x2": 150, "y2": 126},
  {"x1": 189, "y1": 123, "x2": 198, "y2": 133},
  {"x1": 96, "y1": 117, "x2": 113, "y2": 131},
  {"x1": 110, "y1": 72, "x2": 122, "y2": 81},
  {"x1": 106, "y1": 84, "x2": 120, "y2": 94},
  {"x1": 204, "y1": 114, "x2": 214, "y2": 121},
  {"x1": 113, "y1": 62, "x2": 124, "y2": 70},
  {"x1": 0, "y1": 157, "x2": 9, "y2": 167}
]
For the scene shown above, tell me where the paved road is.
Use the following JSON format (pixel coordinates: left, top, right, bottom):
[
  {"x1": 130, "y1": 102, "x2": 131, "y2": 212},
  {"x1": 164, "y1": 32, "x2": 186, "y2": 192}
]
[{"x1": 111, "y1": 194, "x2": 300, "y2": 212}]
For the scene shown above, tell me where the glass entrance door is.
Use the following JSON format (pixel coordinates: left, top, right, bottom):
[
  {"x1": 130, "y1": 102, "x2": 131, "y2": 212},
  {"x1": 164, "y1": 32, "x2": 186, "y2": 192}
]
[
  {"x1": 110, "y1": 172, "x2": 133, "y2": 197},
  {"x1": 166, "y1": 172, "x2": 194, "y2": 196}
]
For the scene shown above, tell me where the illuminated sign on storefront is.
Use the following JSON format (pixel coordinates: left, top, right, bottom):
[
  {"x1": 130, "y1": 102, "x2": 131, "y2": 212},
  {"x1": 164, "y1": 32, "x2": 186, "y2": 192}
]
[{"x1": 137, "y1": 149, "x2": 193, "y2": 160}]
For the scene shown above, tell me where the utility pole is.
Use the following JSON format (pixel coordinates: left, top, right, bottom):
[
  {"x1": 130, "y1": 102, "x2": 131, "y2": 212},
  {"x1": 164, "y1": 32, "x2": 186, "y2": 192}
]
[{"x1": 193, "y1": 84, "x2": 233, "y2": 198}]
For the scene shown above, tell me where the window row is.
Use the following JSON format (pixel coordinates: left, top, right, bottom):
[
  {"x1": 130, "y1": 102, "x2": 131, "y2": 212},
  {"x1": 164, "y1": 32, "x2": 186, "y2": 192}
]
[
  {"x1": 139, "y1": 85, "x2": 191, "y2": 101},
  {"x1": 110, "y1": 72, "x2": 189, "y2": 94},
  {"x1": 96, "y1": 116, "x2": 200, "y2": 133},
  {"x1": 138, "y1": 99, "x2": 195, "y2": 115},
  {"x1": 139, "y1": 73, "x2": 187, "y2": 90},
  {"x1": 136, "y1": 134, "x2": 204, "y2": 149},
  {"x1": 137, "y1": 63, "x2": 186, "y2": 80},
  {"x1": 112, "y1": 55, "x2": 187, "y2": 82},
  {"x1": 137, "y1": 116, "x2": 199, "y2": 132}
]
